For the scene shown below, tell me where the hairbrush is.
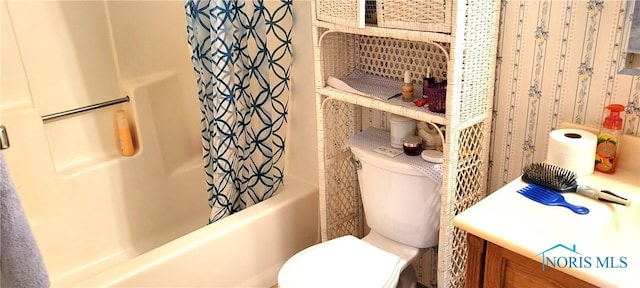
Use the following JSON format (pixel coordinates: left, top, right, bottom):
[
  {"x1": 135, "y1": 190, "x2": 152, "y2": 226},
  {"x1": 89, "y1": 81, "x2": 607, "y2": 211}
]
[{"x1": 522, "y1": 163, "x2": 630, "y2": 206}]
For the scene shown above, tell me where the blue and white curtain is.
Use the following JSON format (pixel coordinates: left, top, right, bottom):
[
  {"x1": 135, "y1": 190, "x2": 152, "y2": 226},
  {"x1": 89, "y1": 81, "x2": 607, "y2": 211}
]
[{"x1": 185, "y1": 0, "x2": 292, "y2": 223}]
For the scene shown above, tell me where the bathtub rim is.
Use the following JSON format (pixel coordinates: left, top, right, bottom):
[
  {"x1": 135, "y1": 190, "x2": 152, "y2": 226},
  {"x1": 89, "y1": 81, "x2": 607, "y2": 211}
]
[{"x1": 71, "y1": 176, "x2": 318, "y2": 287}]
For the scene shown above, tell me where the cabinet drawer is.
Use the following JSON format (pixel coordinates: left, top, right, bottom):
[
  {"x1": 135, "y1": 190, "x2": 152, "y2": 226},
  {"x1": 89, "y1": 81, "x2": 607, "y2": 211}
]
[
  {"x1": 315, "y1": 0, "x2": 452, "y2": 33},
  {"x1": 315, "y1": 0, "x2": 364, "y2": 28},
  {"x1": 377, "y1": 0, "x2": 451, "y2": 33}
]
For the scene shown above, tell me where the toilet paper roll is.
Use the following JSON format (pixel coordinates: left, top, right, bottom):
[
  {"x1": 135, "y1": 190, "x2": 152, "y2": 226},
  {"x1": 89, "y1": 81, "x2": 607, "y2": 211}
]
[{"x1": 546, "y1": 129, "x2": 597, "y2": 176}]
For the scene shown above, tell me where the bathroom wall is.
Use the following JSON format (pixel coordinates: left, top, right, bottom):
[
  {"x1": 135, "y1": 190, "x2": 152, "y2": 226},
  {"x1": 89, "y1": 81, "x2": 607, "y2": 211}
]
[
  {"x1": 105, "y1": 0, "x2": 319, "y2": 187},
  {"x1": 287, "y1": 0, "x2": 320, "y2": 186},
  {"x1": 105, "y1": 0, "x2": 203, "y2": 180},
  {"x1": 489, "y1": 0, "x2": 640, "y2": 192}
]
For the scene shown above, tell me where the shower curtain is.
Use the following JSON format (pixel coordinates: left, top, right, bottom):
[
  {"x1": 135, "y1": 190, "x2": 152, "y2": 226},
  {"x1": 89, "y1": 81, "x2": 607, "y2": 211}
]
[{"x1": 185, "y1": 0, "x2": 292, "y2": 223}]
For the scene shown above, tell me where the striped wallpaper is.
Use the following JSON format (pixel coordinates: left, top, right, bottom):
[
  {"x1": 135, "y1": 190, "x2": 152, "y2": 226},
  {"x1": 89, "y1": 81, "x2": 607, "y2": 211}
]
[{"x1": 489, "y1": 0, "x2": 640, "y2": 191}]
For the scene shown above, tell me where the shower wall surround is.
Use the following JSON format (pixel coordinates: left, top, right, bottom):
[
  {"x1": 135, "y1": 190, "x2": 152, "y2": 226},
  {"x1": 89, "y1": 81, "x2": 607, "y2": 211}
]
[
  {"x1": 489, "y1": 0, "x2": 640, "y2": 192},
  {"x1": 1, "y1": 1, "x2": 206, "y2": 284}
]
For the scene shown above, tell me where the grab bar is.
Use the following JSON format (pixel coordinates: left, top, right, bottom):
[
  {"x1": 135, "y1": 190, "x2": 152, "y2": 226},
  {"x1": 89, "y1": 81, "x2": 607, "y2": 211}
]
[{"x1": 42, "y1": 96, "x2": 130, "y2": 122}]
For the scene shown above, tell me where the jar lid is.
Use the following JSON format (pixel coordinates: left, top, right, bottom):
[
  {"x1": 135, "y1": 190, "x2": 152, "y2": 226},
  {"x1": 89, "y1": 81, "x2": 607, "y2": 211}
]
[
  {"x1": 403, "y1": 136, "x2": 422, "y2": 148},
  {"x1": 421, "y1": 149, "x2": 443, "y2": 163}
]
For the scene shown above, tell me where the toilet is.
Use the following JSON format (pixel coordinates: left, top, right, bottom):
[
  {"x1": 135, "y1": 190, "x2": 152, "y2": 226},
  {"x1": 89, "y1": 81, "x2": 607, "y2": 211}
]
[{"x1": 278, "y1": 144, "x2": 441, "y2": 288}]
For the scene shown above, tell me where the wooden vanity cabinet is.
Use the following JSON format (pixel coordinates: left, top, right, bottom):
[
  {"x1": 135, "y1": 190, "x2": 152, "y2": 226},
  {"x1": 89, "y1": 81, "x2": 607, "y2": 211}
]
[{"x1": 465, "y1": 234, "x2": 598, "y2": 288}]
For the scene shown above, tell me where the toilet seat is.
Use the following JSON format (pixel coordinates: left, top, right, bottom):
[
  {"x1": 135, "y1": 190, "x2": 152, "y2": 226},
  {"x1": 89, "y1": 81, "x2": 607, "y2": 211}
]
[{"x1": 278, "y1": 235, "x2": 404, "y2": 288}]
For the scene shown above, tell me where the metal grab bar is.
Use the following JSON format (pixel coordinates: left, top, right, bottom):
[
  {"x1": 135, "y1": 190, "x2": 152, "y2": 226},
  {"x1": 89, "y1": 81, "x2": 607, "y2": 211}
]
[{"x1": 41, "y1": 96, "x2": 130, "y2": 122}]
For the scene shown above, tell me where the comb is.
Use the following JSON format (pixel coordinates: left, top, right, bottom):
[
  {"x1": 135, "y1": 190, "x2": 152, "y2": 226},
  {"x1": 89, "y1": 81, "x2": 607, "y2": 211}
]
[{"x1": 517, "y1": 184, "x2": 589, "y2": 214}]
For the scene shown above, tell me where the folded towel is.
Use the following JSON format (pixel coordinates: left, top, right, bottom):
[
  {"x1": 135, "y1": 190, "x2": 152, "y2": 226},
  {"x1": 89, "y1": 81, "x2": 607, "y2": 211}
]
[
  {"x1": 1, "y1": 151, "x2": 50, "y2": 288},
  {"x1": 326, "y1": 70, "x2": 423, "y2": 101}
]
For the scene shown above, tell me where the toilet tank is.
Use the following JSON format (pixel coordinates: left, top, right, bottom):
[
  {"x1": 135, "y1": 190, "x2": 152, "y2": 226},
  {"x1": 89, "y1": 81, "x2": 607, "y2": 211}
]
[{"x1": 351, "y1": 146, "x2": 441, "y2": 248}]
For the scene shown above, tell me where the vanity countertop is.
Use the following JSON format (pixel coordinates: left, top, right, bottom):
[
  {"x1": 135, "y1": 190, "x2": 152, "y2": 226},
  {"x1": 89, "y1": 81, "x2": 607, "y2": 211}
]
[{"x1": 454, "y1": 135, "x2": 640, "y2": 287}]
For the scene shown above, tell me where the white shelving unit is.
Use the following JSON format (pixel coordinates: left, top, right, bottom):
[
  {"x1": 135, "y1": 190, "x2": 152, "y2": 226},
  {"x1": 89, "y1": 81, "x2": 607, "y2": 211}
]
[{"x1": 311, "y1": 1, "x2": 501, "y2": 287}]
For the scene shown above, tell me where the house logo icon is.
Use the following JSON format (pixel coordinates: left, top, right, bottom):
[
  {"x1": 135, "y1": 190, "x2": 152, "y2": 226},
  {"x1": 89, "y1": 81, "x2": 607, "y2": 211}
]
[
  {"x1": 537, "y1": 244, "x2": 581, "y2": 271},
  {"x1": 537, "y1": 243, "x2": 628, "y2": 271}
]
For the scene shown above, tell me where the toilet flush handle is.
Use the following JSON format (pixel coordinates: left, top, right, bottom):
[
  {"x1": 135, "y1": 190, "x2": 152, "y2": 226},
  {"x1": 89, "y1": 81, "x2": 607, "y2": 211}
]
[
  {"x1": 0, "y1": 125, "x2": 9, "y2": 150},
  {"x1": 351, "y1": 157, "x2": 362, "y2": 170}
]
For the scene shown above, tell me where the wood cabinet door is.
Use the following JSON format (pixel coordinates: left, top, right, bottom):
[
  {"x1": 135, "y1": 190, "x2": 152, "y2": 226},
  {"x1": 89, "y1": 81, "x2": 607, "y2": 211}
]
[{"x1": 483, "y1": 242, "x2": 596, "y2": 288}]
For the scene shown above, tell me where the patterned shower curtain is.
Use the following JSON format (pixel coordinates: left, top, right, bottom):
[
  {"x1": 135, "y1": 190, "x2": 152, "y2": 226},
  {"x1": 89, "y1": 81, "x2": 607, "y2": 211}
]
[{"x1": 185, "y1": 0, "x2": 292, "y2": 223}]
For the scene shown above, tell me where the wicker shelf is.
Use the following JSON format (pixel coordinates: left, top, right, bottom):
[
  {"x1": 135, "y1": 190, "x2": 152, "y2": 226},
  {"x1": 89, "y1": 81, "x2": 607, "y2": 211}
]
[
  {"x1": 318, "y1": 86, "x2": 447, "y2": 125},
  {"x1": 315, "y1": 20, "x2": 453, "y2": 44},
  {"x1": 312, "y1": 1, "x2": 501, "y2": 287}
]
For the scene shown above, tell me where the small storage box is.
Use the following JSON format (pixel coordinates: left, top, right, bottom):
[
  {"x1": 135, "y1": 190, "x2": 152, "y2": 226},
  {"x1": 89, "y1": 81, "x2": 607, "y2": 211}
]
[
  {"x1": 376, "y1": 0, "x2": 452, "y2": 33},
  {"x1": 316, "y1": 0, "x2": 452, "y2": 33}
]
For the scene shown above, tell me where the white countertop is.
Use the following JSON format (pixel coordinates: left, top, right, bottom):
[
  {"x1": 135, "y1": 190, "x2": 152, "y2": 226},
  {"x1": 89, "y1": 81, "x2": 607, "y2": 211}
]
[{"x1": 454, "y1": 164, "x2": 640, "y2": 287}]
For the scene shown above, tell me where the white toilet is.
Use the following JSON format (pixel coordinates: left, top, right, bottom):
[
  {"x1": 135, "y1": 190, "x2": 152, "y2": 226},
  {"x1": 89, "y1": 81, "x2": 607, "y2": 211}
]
[{"x1": 278, "y1": 145, "x2": 441, "y2": 288}]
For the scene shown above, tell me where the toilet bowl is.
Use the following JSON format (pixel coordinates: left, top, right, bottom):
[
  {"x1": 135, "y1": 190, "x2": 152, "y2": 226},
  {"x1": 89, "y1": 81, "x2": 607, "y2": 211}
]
[
  {"x1": 278, "y1": 235, "x2": 403, "y2": 288},
  {"x1": 278, "y1": 231, "x2": 423, "y2": 288},
  {"x1": 278, "y1": 134, "x2": 441, "y2": 288}
]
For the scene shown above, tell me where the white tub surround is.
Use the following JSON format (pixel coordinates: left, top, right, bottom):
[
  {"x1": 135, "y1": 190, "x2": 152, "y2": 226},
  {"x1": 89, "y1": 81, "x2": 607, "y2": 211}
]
[
  {"x1": 73, "y1": 178, "x2": 318, "y2": 288},
  {"x1": 454, "y1": 133, "x2": 640, "y2": 287}
]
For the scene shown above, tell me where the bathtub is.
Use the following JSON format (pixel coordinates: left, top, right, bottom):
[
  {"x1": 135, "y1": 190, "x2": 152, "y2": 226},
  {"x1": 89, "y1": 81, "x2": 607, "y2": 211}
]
[
  {"x1": 3, "y1": 1, "x2": 319, "y2": 285},
  {"x1": 14, "y1": 71, "x2": 319, "y2": 287},
  {"x1": 72, "y1": 177, "x2": 318, "y2": 287}
]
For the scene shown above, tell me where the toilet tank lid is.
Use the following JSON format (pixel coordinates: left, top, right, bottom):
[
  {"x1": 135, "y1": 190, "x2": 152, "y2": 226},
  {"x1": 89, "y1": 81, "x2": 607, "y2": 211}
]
[
  {"x1": 351, "y1": 145, "x2": 424, "y2": 176},
  {"x1": 346, "y1": 128, "x2": 443, "y2": 183},
  {"x1": 278, "y1": 236, "x2": 402, "y2": 288}
]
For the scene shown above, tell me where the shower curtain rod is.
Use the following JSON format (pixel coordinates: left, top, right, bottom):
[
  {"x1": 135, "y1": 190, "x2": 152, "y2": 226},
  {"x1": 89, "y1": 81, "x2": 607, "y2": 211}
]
[{"x1": 41, "y1": 96, "x2": 130, "y2": 122}]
